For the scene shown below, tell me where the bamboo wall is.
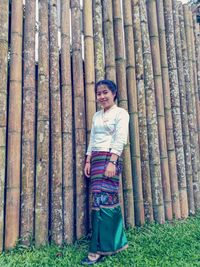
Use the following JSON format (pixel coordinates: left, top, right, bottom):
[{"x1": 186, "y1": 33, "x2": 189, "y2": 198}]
[{"x1": 0, "y1": 0, "x2": 200, "y2": 250}]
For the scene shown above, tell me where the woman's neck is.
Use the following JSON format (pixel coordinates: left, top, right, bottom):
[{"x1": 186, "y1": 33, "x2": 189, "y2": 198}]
[{"x1": 103, "y1": 103, "x2": 116, "y2": 112}]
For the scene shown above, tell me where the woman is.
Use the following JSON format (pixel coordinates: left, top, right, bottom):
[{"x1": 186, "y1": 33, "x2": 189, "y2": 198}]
[{"x1": 81, "y1": 80, "x2": 129, "y2": 265}]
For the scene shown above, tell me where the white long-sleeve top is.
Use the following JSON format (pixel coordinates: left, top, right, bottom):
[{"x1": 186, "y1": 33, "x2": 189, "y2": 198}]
[{"x1": 86, "y1": 105, "x2": 129, "y2": 156}]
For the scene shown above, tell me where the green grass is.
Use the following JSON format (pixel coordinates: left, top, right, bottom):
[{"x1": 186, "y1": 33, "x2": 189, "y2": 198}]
[{"x1": 1, "y1": 215, "x2": 200, "y2": 267}]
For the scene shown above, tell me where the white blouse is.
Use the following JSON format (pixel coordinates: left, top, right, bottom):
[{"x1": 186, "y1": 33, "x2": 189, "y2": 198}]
[{"x1": 86, "y1": 105, "x2": 129, "y2": 156}]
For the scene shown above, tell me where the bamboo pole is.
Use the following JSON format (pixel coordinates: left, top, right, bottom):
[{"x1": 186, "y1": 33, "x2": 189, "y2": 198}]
[
  {"x1": 190, "y1": 11, "x2": 200, "y2": 151},
  {"x1": 71, "y1": 0, "x2": 87, "y2": 239},
  {"x1": 101, "y1": 0, "x2": 124, "y2": 214},
  {"x1": 21, "y1": 0, "x2": 36, "y2": 244},
  {"x1": 83, "y1": 0, "x2": 96, "y2": 231},
  {"x1": 193, "y1": 16, "x2": 200, "y2": 182},
  {"x1": 193, "y1": 15, "x2": 200, "y2": 99},
  {"x1": 132, "y1": 0, "x2": 153, "y2": 223},
  {"x1": 190, "y1": 10, "x2": 200, "y2": 211},
  {"x1": 35, "y1": 0, "x2": 50, "y2": 246},
  {"x1": 163, "y1": 0, "x2": 188, "y2": 218},
  {"x1": 92, "y1": 0, "x2": 105, "y2": 82},
  {"x1": 113, "y1": 0, "x2": 138, "y2": 227},
  {"x1": 123, "y1": 0, "x2": 145, "y2": 226},
  {"x1": 147, "y1": 0, "x2": 172, "y2": 221},
  {"x1": 183, "y1": 5, "x2": 200, "y2": 211},
  {"x1": 0, "y1": 0, "x2": 9, "y2": 251},
  {"x1": 49, "y1": 0, "x2": 63, "y2": 245},
  {"x1": 139, "y1": 0, "x2": 165, "y2": 223},
  {"x1": 83, "y1": 0, "x2": 96, "y2": 145},
  {"x1": 5, "y1": 0, "x2": 23, "y2": 249},
  {"x1": 156, "y1": 0, "x2": 181, "y2": 219},
  {"x1": 102, "y1": 0, "x2": 116, "y2": 81},
  {"x1": 61, "y1": 0, "x2": 74, "y2": 243},
  {"x1": 172, "y1": 0, "x2": 195, "y2": 215}
]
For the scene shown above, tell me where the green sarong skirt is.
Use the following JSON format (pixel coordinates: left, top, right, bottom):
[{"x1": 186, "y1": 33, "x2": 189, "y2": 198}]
[{"x1": 89, "y1": 151, "x2": 128, "y2": 255}]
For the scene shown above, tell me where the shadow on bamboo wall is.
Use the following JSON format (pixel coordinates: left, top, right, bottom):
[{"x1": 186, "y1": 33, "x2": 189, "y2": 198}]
[{"x1": 0, "y1": 0, "x2": 200, "y2": 251}]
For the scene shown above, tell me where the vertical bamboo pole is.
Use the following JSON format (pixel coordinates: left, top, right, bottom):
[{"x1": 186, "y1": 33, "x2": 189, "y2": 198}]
[
  {"x1": 102, "y1": 0, "x2": 116, "y2": 82},
  {"x1": 92, "y1": 0, "x2": 105, "y2": 82},
  {"x1": 0, "y1": 0, "x2": 9, "y2": 251},
  {"x1": 156, "y1": 0, "x2": 181, "y2": 219},
  {"x1": 163, "y1": 0, "x2": 188, "y2": 218},
  {"x1": 71, "y1": 0, "x2": 87, "y2": 239},
  {"x1": 193, "y1": 15, "x2": 200, "y2": 99},
  {"x1": 83, "y1": 0, "x2": 96, "y2": 231},
  {"x1": 101, "y1": 0, "x2": 124, "y2": 216},
  {"x1": 172, "y1": 0, "x2": 195, "y2": 215},
  {"x1": 123, "y1": 0, "x2": 145, "y2": 226},
  {"x1": 61, "y1": 0, "x2": 74, "y2": 243},
  {"x1": 139, "y1": 0, "x2": 165, "y2": 223},
  {"x1": 113, "y1": 0, "x2": 138, "y2": 227},
  {"x1": 49, "y1": 0, "x2": 63, "y2": 244},
  {"x1": 132, "y1": 0, "x2": 153, "y2": 223},
  {"x1": 35, "y1": 0, "x2": 50, "y2": 246},
  {"x1": 147, "y1": 0, "x2": 172, "y2": 220},
  {"x1": 21, "y1": 0, "x2": 36, "y2": 244},
  {"x1": 83, "y1": 0, "x2": 96, "y2": 145},
  {"x1": 183, "y1": 5, "x2": 200, "y2": 211},
  {"x1": 5, "y1": 0, "x2": 23, "y2": 249},
  {"x1": 190, "y1": 11, "x2": 200, "y2": 155}
]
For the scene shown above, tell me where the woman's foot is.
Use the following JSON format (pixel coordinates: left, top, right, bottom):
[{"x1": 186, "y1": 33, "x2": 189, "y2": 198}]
[{"x1": 81, "y1": 253, "x2": 103, "y2": 265}]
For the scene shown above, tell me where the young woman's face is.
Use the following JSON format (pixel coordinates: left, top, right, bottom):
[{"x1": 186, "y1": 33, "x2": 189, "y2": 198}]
[{"x1": 96, "y1": 85, "x2": 116, "y2": 110}]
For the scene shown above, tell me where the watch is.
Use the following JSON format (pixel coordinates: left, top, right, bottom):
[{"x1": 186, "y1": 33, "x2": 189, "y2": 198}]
[{"x1": 109, "y1": 160, "x2": 117, "y2": 166}]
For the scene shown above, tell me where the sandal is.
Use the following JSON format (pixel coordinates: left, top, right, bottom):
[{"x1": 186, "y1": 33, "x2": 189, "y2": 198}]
[{"x1": 81, "y1": 255, "x2": 103, "y2": 265}]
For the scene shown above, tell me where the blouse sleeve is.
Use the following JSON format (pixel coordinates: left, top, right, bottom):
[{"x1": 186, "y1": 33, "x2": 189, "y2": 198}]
[
  {"x1": 86, "y1": 114, "x2": 95, "y2": 156},
  {"x1": 110, "y1": 109, "x2": 129, "y2": 156}
]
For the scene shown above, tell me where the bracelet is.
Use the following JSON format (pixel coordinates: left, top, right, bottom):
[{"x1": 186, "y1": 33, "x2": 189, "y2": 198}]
[
  {"x1": 86, "y1": 161, "x2": 90, "y2": 163},
  {"x1": 109, "y1": 160, "x2": 117, "y2": 166}
]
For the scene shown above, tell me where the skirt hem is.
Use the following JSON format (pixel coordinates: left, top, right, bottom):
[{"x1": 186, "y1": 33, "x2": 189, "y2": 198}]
[{"x1": 94, "y1": 244, "x2": 128, "y2": 256}]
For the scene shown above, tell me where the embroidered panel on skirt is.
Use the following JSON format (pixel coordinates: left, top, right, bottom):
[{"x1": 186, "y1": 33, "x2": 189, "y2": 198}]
[{"x1": 90, "y1": 151, "x2": 122, "y2": 210}]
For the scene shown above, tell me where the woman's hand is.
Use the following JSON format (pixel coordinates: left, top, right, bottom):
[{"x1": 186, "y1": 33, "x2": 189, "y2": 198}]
[
  {"x1": 84, "y1": 162, "x2": 91, "y2": 177},
  {"x1": 104, "y1": 162, "x2": 116, "y2": 178}
]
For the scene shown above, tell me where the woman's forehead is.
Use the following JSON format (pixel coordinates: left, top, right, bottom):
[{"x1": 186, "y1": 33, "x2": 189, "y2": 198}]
[{"x1": 96, "y1": 84, "x2": 109, "y2": 91}]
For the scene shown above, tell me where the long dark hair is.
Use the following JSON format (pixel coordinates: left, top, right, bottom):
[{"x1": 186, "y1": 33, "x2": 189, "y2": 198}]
[{"x1": 95, "y1": 80, "x2": 118, "y2": 101}]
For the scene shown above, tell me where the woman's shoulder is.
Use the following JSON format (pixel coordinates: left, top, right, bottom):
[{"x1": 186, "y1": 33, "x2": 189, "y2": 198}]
[{"x1": 115, "y1": 106, "x2": 129, "y2": 118}]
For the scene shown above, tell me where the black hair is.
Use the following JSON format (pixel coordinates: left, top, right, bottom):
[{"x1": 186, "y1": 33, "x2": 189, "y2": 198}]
[{"x1": 95, "y1": 80, "x2": 118, "y2": 101}]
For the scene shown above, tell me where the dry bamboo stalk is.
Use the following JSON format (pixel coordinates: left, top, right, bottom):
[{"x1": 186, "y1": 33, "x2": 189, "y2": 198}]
[
  {"x1": 0, "y1": 0, "x2": 9, "y2": 251},
  {"x1": 139, "y1": 0, "x2": 165, "y2": 223},
  {"x1": 5, "y1": 0, "x2": 23, "y2": 249},
  {"x1": 83, "y1": 0, "x2": 96, "y2": 231},
  {"x1": 190, "y1": 11, "x2": 200, "y2": 155},
  {"x1": 101, "y1": 0, "x2": 124, "y2": 213},
  {"x1": 49, "y1": 0, "x2": 63, "y2": 245},
  {"x1": 147, "y1": 0, "x2": 172, "y2": 221},
  {"x1": 183, "y1": 5, "x2": 200, "y2": 211},
  {"x1": 156, "y1": 0, "x2": 181, "y2": 219},
  {"x1": 113, "y1": 0, "x2": 137, "y2": 227},
  {"x1": 190, "y1": 10, "x2": 200, "y2": 211},
  {"x1": 71, "y1": 0, "x2": 87, "y2": 239},
  {"x1": 193, "y1": 16, "x2": 200, "y2": 181},
  {"x1": 172, "y1": 0, "x2": 195, "y2": 215},
  {"x1": 132, "y1": 0, "x2": 153, "y2": 223},
  {"x1": 61, "y1": 0, "x2": 74, "y2": 243},
  {"x1": 102, "y1": 0, "x2": 116, "y2": 81},
  {"x1": 193, "y1": 15, "x2": 200, "y2": 99},
  {"x1": 123, "y1": 0, "x2": 145, "y2": 226},
  {"x1": 83, "y1": 0, "x2": 96, "y2": 144},
  {"x1": 92, "y1": 0, "x2": 105, "y2": 82},
  {"x1": 35, "y1": 0, "x2": 50, "y2": 246},
  {"x1": 21, "y1": 0, "x2": 36, "y2": 244},
  {"x1": 163, "y1": 0, "x2": 188, "y2": 218}
]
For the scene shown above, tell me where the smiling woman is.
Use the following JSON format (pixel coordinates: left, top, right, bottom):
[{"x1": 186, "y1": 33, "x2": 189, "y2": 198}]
[{"x1": 82, "y1": 80, "x2": 129, "y2": 265}]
